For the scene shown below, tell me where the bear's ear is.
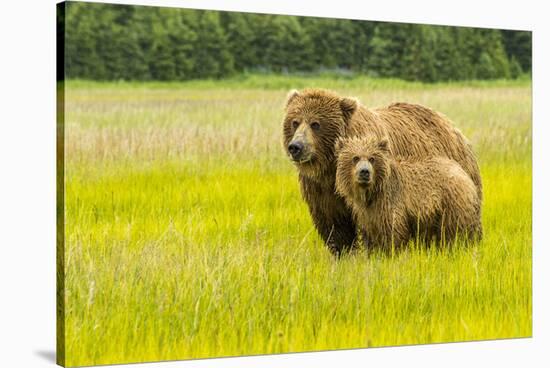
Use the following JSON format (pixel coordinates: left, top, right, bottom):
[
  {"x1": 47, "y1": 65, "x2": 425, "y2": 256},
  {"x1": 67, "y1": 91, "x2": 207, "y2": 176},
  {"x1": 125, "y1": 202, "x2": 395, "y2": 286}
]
[
  {"x1": 285, "y1": 89, "x2": 300, "y2": 108},
  {"x1": 378, "y1": 138, "x2": 390, "y2": 153},
  {"x1": 340, "y1": 97, "x2": 358, "y2": 121}
]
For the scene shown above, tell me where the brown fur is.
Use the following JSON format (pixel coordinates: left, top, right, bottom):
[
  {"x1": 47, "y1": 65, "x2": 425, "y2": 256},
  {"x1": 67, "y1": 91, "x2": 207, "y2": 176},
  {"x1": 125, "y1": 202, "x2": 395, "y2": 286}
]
[
  {"x1": 282, "y1": 88, "x2": 482, "y2": 254},
  {"x1": 335, "y1": 136, "x2": 482, "y2": 249}
]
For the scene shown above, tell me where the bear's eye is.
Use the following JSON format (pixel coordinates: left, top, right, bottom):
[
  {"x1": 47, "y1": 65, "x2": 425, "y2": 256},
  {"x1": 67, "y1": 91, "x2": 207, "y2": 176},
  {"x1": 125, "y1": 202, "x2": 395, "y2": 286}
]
[
  {"x1": 292, "y1": 120, "x2": 300, "y2": 130},
  {"x1": 368, "y1": 157, "x2": 375, "y2": 164},
  {"x1": 310, "y1": 121, "x2": 320, "y2": 131},
  {"x1": 352, "y1": 156, "x2": 360, "y2": 164}
]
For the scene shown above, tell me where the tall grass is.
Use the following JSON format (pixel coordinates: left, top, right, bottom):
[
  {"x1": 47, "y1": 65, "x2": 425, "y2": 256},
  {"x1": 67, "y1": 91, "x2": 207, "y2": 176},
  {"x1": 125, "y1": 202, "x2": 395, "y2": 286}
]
[{"x1": 61, "y1": 76, "x2": 531, "y2": 366}]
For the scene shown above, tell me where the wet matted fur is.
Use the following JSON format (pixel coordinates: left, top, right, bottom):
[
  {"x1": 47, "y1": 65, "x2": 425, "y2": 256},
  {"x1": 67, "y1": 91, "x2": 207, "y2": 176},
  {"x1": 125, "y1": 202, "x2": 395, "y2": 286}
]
[
  {"x1": 282, "y1": 88, "x2": 482, "y2": 255},
  {"x1": 335, "y1": 136, "x2": 482, "y2": 250}
]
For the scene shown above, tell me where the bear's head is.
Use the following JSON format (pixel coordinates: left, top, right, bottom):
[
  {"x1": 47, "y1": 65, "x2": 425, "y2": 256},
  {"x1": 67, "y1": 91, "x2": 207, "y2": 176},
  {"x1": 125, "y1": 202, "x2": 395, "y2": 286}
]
[
  {"x1": 335, "y1": 136, "x2": 391, "y2": 205},
  {"x1": 282, "y1": 89, "x2": 358, "y2": 179}
]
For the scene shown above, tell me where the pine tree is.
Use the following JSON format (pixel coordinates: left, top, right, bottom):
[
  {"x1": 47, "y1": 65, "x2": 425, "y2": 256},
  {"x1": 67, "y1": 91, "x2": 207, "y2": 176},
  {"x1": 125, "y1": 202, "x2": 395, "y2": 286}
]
[
  {"x1": 116, "y1": 26, "x2": 149, "y2": 80},
  {"x1": 350, "y1": 20, "x2": 375, "y2": 73},
  {"x1": 64, "y1": 2, "x2": 105, "y2": 79},
  {"x1": 265, "y1": 16, "x2": 313, "y2": 72},
  {"x1": 192, "y1": 11, "x2": 234, "y2": 78},
  {"x1": 509, "y1": 56, "x2": 523, "y2": 79},
  {"x1": 366, "y1": 24, "x2": 400, "y2": 77},
  {"x1": 477, "y1": 52, "x2": 496, "y2": 79},
  {"x1": 149, "y1": 35, "x2": 177, "y2": 81},
  {"x1": 221, "y1": 12, "x2": 258, "y2": 72},
  {"x1": 401, "y1": 25, "x2": 437, "y2": 82},
  {"x1": 301, "y1": 18, "x2": 358, "y2": 71},
  {"x1": 488, "y1": 31, "x2": 511, "y2": 79},
  {"x1": 501, "y1": 30, "x2": 532, "y2": 73},
  {"x1": 164, "y1": 9, "x2": 196, "y2": 80}
]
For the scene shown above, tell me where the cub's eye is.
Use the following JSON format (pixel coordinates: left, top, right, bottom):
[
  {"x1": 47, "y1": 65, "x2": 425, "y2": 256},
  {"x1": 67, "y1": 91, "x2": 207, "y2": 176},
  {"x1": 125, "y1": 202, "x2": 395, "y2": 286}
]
[
  {"x1": 292, "y1": 121, "x2": 300, "y2": 130},
  {"x1": 352, "y1": 156, "x2": 360, "y2": 164},
  {"x1": 310, "y1": 122, "x2": 320, "y2": 131},
  {"x1": 368, "y1": 157, "x2": 375, "y2": 164}
]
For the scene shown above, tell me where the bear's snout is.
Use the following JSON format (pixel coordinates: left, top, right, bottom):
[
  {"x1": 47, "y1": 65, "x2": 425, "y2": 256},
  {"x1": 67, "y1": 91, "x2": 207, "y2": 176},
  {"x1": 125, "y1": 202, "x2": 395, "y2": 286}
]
[
  {"x1": 355, "y1": 162, "x2": 372, "y2": 184},
  {"x1": 288, "y1": 141, "x2": 304, "y2": 159},
  {"x1": 288, "y1": 139, "x2": 312, "y2": 162}
]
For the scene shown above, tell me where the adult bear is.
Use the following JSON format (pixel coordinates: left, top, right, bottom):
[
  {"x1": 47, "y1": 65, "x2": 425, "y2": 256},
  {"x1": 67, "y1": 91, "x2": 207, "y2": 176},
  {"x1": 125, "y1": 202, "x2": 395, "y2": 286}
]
[{"x1": 282, "y1": 88, "x2": 482, "y2": 255}]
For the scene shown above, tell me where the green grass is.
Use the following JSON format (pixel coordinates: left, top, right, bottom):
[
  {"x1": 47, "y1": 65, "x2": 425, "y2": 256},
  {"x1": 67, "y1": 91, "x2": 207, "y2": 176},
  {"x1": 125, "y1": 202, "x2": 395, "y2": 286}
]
[
  {"x1": 66, "y1": 72, "x2": 531, "y2": 91},
  {"x1": 61, "y1": 75, "x2": 532, "y2": 366}
]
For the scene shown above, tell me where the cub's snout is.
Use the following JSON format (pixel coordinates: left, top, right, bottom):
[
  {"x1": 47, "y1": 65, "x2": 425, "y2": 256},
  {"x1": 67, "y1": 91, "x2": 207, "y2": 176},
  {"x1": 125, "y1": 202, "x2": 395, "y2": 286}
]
[{"x1": 355, "y1": 161, "x2": 373, "y2": 184}]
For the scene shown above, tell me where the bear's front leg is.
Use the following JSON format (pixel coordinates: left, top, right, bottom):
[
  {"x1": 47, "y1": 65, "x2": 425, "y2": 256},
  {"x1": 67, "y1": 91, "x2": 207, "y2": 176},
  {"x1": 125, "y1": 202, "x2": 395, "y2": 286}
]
[
  {"x1": 299, "y1": 175, "x2": 358, "y2": 256},
  {"x1": 326, "y1": 214, "x2": 358, "y2": 256}
]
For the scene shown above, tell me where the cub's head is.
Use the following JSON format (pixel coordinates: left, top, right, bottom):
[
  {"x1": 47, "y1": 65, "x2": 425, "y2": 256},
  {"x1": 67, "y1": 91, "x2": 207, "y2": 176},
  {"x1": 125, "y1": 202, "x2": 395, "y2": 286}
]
[
  {"x1": 335, "y1": 136, "x2": 391, "y2": 204},
  {"x1": 282, "y1": 89, "x2": 358, "y2": 178}
]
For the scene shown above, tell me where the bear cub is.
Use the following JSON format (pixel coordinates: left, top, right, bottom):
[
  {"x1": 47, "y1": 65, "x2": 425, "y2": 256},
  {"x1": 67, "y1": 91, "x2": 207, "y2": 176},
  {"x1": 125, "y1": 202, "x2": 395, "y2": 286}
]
[{"x1": 335, "y1": 136, "x2": 482, "y2": 250}]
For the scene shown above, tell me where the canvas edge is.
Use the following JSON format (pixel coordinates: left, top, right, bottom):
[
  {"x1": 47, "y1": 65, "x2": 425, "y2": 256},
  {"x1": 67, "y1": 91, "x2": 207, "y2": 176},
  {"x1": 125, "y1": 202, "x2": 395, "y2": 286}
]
[{"x1": 56, "y1": 1, "x2": 66, "y2": 367}]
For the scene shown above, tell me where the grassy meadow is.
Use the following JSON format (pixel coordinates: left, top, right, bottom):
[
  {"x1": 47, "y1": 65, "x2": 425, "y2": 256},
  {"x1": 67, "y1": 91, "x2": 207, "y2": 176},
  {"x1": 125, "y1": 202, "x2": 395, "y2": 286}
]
[{"x1": 60, "y1": 75, "x2": 532, "y2": 366}]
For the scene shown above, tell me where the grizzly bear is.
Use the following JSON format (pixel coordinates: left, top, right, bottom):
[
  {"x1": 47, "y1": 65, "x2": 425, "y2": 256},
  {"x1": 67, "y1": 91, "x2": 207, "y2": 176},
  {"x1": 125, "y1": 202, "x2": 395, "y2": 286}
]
[
  {"x1": 282, "y1": 88, "x2": 482, "y2": 255},
  {"x1": 335, "y1": 136, "x2": 482, "y2": 249}
]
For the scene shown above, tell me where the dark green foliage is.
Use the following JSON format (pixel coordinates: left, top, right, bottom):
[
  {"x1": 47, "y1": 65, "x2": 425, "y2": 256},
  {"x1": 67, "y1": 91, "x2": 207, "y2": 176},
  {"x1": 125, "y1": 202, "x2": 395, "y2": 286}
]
[
  {"x1": 192, "y1": 11, "x2": 234, "y2": 78},
  {"x1": 302, "y1": 18, "x2": 358, "y2": 70},
  {"x1": 220, "y1": 13, "x2": 258, "y2": 71},
  {"x1": 401, "y1": 26, "x2": 438, "y2": 82},
  {"x1": 62, "y1": 2, "x2": 532, "y2": 82},
  {"x1": 509, "y1": 57, "x2": 523, "y2": 79},
  {"x1": 501, "y1": 30, "x2": 532, "y2": 73},
  {"x1": 262, "y1": 16, "x2": 314, "y2": 72},
  {"x1": 477, "y1": 52, "x2": 497, "y2": 80},
  {"x1": 148, "y1": 8, "x2": 197, "y2": 80}
]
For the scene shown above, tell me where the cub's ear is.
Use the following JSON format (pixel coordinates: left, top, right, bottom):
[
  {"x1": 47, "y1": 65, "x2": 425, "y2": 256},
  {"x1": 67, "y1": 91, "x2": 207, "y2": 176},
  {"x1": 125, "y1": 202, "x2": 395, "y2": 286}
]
[
  {"x1": 340, "y1": 97, "x2": 358, "y2": 121},
  {"x1": 285, "y1": 89, "x2": 300, "y2": 108},
  {"x1": 378, "y1": 138, "x2": 390, "y2": 153},
  {"x1": 334, "y1": 137, "x2": 345, "y2": 155}
]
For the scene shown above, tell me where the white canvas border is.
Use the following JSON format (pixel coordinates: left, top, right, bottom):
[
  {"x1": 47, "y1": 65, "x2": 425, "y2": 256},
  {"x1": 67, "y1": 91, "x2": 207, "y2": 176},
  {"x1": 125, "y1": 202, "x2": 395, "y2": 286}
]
[{"x1": 0, "y1": 0, "x2": 546, "y2": 367}]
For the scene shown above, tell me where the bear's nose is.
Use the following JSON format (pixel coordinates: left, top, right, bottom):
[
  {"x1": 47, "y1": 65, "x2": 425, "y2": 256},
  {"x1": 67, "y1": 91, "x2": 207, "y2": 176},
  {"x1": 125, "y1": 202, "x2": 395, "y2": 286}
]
[
  {"x1": 288, "y1": 141, "x2": 304, "y2": 158},
  {"x1": 358, "y1": 167, "x2": 370, "y2": 180}
]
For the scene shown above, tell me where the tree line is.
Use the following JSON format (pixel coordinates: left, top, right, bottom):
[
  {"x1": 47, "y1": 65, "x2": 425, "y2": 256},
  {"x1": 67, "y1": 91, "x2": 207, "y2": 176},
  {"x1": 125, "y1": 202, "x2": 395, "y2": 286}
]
[{"x1": 58, "y1": 2, "x2": 532, "y2": 82}]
